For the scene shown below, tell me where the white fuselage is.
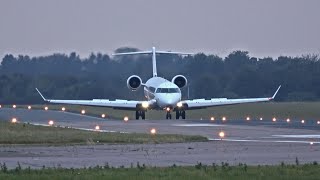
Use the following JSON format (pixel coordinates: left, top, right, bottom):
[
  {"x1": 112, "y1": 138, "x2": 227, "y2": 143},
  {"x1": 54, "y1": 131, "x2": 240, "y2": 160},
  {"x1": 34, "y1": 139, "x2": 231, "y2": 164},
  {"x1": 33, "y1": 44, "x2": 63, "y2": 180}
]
[{"x1": 143, "y1": 77, "x2": 181, "y2": 109}]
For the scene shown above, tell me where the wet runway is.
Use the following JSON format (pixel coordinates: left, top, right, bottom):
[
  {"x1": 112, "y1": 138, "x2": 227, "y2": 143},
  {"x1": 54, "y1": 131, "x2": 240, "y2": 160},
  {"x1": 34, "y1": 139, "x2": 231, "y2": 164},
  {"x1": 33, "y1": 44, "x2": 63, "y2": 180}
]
[{"x1": 1, "y1": 108, "x2": 320, "y2": 168}]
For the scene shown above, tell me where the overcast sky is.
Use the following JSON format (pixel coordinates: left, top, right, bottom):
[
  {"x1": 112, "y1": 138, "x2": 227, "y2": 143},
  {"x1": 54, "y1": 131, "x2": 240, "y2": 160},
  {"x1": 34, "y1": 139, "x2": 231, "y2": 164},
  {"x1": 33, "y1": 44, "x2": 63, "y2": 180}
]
[{"x1": 0, "y1": 0, "x2": 319, "y2": 58}]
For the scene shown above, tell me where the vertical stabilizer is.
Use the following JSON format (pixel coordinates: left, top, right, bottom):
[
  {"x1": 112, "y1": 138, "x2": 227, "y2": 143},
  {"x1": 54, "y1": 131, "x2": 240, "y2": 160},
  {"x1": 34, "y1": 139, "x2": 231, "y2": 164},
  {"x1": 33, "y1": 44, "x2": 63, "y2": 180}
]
[{"x1": 152, "y1": 47, "x2": 157, "y2": 77}]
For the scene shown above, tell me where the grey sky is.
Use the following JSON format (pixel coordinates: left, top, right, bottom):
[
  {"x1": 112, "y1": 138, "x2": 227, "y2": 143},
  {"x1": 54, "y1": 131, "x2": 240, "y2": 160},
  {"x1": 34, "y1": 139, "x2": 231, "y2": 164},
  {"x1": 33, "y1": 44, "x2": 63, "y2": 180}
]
[{"x1": 0, "y1": 0, "x2": 319, "y2": 58}]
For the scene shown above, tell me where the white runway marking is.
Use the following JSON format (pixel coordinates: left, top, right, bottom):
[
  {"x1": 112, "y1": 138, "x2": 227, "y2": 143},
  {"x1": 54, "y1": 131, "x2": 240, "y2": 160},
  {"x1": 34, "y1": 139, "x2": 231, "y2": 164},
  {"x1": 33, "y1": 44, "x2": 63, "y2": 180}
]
[
  {"x1": 172, "y1": 123, "x2": 225, "y2": 127},
  {"x1": 272, "y1": 135, "x2": 320, "y2": 138},
  {"x1": 29, "y1": 123, "x2": 129, "y2": 133},
  {"x1": 209, "y1": 138, "x2": 319, "y2": 144}
]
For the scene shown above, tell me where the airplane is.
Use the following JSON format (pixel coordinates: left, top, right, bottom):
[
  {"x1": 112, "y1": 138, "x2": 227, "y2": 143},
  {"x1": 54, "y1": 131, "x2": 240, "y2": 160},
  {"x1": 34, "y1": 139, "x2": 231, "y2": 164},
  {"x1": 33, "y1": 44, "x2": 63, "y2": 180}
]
[{"x1": 36, "y1": 47, "x2": 281, "y2": 120}]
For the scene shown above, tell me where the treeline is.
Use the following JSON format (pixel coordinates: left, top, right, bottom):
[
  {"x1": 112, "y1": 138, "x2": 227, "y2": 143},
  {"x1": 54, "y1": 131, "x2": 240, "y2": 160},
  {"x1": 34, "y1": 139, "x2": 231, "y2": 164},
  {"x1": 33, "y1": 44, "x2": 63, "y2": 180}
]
[{"x1": 0, "y1": 47, "x2": 319, "y2": 104}]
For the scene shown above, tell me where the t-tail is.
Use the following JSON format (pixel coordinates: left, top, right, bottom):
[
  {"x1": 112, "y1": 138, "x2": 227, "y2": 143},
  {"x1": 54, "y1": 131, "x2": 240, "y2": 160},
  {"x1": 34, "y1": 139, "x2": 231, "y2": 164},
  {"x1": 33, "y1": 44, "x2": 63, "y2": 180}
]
[{"x1": 112, "y1": 47, "x2": 193, "y2": 77}]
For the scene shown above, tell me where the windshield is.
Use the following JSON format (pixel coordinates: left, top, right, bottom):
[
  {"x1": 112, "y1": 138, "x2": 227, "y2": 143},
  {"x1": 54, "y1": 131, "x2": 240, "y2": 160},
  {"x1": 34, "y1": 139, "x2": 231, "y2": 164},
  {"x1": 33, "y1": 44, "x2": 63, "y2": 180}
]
[{"x1": 156, "y1": 88, "x2": 180, "y2": 93}]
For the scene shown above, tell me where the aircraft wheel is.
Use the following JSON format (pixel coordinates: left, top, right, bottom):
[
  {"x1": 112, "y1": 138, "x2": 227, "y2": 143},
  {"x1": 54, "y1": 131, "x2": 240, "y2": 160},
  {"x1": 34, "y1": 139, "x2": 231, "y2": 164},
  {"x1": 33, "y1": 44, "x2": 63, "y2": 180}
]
[
  {"x1": 141, "y1": 111, "x2": 146, "y2": 120},
  {"x1": 135, "y1": 111, "x2": 140, "y2": 120},
  {"x1": 176, "y1": 111, "x2": 180, "y2": 119},
  {"x1": 182, "y1": 111, "x2": 186, "y2": 119}
]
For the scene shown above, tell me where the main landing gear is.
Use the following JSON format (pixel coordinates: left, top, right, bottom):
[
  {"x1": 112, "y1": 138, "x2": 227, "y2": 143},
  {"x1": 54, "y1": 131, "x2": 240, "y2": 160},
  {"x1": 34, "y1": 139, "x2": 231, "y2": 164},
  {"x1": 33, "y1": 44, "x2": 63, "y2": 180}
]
[
  {"x1": 135, "y1": 110, "x2": 146, "y2": 120},
  {"x1": 176, "y1": 110, "x2": 186, "y2": 119}
]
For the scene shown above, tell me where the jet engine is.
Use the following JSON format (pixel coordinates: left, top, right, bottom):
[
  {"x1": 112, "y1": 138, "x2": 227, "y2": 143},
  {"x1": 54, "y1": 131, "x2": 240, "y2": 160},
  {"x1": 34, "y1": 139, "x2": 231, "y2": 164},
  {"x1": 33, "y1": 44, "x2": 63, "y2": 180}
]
[
  {"x1": 127, "y1": 75, "x2": 142, "y2": 91},
  {"x1": 172, "y1": 75, "x2": 187, "y2": 88}
]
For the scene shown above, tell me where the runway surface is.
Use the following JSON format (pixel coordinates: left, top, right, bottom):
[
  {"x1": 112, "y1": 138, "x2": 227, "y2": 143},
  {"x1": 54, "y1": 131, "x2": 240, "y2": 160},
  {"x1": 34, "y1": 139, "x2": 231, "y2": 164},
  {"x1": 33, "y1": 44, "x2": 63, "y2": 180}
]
[{"x1": 1, "y1": 108, "x2": 320, "y2": 168}]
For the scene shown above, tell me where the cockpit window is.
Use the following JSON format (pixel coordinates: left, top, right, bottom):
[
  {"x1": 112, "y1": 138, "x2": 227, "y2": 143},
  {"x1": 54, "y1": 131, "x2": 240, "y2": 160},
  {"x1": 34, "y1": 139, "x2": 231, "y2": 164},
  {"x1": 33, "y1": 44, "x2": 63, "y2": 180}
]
[{"x1": 156, "y1": 88, "x2": 180, "y2": 93}]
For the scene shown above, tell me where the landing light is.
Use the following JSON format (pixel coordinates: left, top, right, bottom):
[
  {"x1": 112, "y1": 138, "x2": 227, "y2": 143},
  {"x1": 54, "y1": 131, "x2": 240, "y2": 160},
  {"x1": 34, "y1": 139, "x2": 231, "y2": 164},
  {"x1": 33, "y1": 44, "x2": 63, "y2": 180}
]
[
  {"x1": 101, "y1": 114, "x2": 106, "y2": 118},
  {"x1": 81, "y1": 110, "x2": 85, "y2": 114},
  {"x1": 310, "y1": 142, "x2": 314, "y2": 145},
  {"x1": 95, "y1": 125, "x2": 100, "y2": 130},
  {"x1": 210, "y1": 117, "x2": 215, "y2": 121},
  {"x1": 301, "y1": 120, "x2": 305, "y2": 124},
  {"x1": 222, "y1": 117, "x2": 226, "y2": 121},
  {"x1": 260, "y1": 117, "x2": 263, "y2": 121},
  {"x1": 0, "y1": 105, "x2": 2, "y2": 108},
  {"x1": 246, "y1": 117, "x2": 250, "y2": 121},
  {"x1": 61, "y1": 107, "x2": 66, "y2": 111},
  {"x1": 124, "y1": 116, "x2": 129, "y2": 122},
  {"x1": 13, "y1": 105, "x2": 16, "y2": 108},
  {"x1": 286, "y1": 118, "x2": 290, "y2": 123},
  {"x1": 142, "y1": 102, "x2": 149, "y2": 108},
  {"x1": 177, "y1": 102, "x2": 183, "y2": 108},
  {"x1": 272, "y1": 117, "x2": 276, "y2": 122},
  {"x1": 166, "y1": 107, "x2": 170, "y2": 112},
  {"x1": 219, "y1": 131, "x2": 225, "y2": 139},
  {"x1": 48, "y1": 120, "x2": 54, "y2": 126},
  {"x1": 317, "y1": 121, "x2": 320, "y2": 125},
  {"x1": 28, "y1": 106, "x2": 31, "y2": 110},
  {"x1": 44, "y1": 106, "x2": 48, "y2": 111},
  {"x1": 150, "y1": 128, "x2": 157, "y2": 135},
  {"x1": 11, "y1": 118, "x2": 17, "y2": 123}
]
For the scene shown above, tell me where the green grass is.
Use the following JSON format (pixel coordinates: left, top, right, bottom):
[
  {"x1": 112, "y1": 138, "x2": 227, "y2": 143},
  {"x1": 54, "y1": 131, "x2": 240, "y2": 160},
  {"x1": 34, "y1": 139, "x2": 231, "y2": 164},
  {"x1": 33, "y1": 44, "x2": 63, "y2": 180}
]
[
  {"x1": 0, "y1": 121, "x2": 207, "y2": 145},
  {"x1": 1, "y1": 162, "x2": 320, "y2": 180},
  {"x1": 5, "y1": 102, "x2": 320, "y2": 120}
]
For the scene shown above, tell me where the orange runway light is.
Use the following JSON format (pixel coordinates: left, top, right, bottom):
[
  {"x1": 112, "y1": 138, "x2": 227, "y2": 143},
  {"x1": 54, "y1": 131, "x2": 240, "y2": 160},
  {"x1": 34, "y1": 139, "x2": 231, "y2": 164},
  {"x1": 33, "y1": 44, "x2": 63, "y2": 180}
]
[
  {"x1": 13, "y1": 105, "x2": 16, "y2": 108},
  {"x1": 95, "y1": 125, "x2": 100, "y2": 130},
  {"x1": 61, "y1": 107, "x2": 66, "y2": 111},
  {"x1": 219, "y1": 131, "x2": 225, "y2": 139},
  {"x1": 150, "y1": 128, "x2": 157, "y2": 135},
  {"x1": 272, "y1": 117, "x2": 276, "y2": 122},
  {"x1": 81, "y1": 110, "x2": 86, "y2": 114},
  {"x1": 48, "y1": 120, "x2": 54, "y2": 126},
  {"x1": 11, "y1": 118, "x2": 17, "y2": 123},
  {"x1": 44, "y1": 106, "x2": 48, "y2": 111},
  {"x1": 101, "y1": 114, "x2": 106, "y2": 118},
  {"x1": 124, "y1": 116, "x2": 129, "y2": 122},
  {"x1": 286, "y1": 118, "x2": 290, "y2": 123}
]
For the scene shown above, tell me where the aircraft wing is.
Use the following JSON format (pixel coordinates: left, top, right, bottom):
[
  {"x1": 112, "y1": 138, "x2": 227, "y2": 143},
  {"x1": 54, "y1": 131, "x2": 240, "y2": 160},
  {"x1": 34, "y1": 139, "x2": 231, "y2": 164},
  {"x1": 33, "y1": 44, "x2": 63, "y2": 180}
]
[
  {"x1": 35, "y1": 88, "x2": 152, "y2": 110},
  {"x1": 180, "y1": 86, "x2": 281, "y2": 110}
]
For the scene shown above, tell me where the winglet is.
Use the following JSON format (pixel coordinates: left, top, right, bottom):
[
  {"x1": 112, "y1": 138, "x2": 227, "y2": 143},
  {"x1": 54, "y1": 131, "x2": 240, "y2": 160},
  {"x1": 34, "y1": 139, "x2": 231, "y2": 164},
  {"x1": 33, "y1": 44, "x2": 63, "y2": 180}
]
[
  {"x1": 271, "y1": 85, "x2": 281, "y2": 99},
  {"x1": 35, "y1": 88, "x2": 48, "y2": 101}
]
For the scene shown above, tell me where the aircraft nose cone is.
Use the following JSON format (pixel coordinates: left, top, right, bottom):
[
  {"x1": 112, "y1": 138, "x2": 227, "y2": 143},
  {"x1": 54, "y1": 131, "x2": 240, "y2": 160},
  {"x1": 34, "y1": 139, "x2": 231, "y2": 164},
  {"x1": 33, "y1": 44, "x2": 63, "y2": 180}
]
[{"x1": 157, "y1": 94, "x2": 181, "y2": 108}]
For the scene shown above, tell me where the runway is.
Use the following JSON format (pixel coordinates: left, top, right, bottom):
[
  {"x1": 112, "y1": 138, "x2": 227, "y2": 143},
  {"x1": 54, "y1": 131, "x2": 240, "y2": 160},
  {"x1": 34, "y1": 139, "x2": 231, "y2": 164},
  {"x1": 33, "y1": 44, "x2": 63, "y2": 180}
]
[{"x1": 1, "y1": 108, "x2": 320, "y2": 168}]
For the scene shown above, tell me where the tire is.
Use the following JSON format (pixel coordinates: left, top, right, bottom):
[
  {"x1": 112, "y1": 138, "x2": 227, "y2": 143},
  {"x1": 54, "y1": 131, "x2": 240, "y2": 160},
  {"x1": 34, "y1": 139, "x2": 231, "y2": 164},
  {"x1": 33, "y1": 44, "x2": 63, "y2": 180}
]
[
  {"x1": 182, "y1": 111, "x2": 186, "y2": 119},
  {"x1": 176, "y1": 111, "x2": 180, "y2": 119},
  {"x1": 142, "y1": 111, "x2": 145, "y2": 120}
]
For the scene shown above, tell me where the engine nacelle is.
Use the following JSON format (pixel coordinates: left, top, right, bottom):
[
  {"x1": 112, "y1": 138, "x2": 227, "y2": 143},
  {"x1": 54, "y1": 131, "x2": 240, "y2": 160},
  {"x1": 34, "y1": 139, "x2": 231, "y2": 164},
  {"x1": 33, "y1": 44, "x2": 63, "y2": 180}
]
[
  {"x1": 127, "y1": 75, "x2": 142, "y2": 91},
  {"x1": 172, "y1": 75, "x2": 187, "y2": 88}
]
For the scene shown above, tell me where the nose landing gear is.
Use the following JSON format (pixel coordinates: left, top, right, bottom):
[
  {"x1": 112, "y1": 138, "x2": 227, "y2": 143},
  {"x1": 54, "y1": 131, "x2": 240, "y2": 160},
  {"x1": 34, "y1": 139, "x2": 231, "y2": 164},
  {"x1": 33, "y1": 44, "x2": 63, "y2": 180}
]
[
  {"x1": 166, "y1": 112, "x2": 172, "y2": 119},
  {"x1": 165, "y1": 107, "x2": 172, "y2": 119}
]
